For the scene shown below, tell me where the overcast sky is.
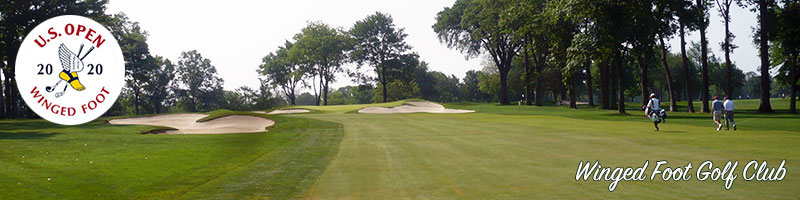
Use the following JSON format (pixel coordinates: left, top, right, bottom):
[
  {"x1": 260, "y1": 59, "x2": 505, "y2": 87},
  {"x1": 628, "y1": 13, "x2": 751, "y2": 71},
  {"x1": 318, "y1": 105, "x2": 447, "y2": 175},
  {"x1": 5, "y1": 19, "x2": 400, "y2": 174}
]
[{"x1": 106, "y1": 0, "x2": 763, "y2": 91}]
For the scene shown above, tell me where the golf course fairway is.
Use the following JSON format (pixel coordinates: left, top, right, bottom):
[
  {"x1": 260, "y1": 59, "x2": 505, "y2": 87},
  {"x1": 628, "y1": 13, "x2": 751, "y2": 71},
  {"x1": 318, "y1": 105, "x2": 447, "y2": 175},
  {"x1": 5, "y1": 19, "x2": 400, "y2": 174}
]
[{"x1": 1, "y1": 99, "x2": 798, "y2": 199}]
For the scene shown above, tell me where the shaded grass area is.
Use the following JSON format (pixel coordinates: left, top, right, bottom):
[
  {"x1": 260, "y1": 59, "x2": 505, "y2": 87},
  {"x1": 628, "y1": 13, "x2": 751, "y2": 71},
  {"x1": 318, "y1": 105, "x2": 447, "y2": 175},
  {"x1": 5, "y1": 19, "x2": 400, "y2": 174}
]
[{"x1": 0, "y1": 113, "x2": 343, "y2": 199}]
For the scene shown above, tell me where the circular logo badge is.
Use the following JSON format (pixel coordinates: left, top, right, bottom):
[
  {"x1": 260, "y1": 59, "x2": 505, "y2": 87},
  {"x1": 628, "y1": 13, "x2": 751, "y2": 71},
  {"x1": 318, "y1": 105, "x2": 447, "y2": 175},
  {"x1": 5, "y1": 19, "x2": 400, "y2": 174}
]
[{"x1": 16, "y1": 15, "x2": 124, "y2": 125}]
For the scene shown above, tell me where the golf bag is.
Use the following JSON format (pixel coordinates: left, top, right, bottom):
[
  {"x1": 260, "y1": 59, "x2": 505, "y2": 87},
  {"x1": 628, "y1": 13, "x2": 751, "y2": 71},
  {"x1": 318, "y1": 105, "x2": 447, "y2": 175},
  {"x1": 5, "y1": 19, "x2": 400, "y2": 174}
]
[{"x1": 648, "y1": 108, "x2": 667, "y2": 123}]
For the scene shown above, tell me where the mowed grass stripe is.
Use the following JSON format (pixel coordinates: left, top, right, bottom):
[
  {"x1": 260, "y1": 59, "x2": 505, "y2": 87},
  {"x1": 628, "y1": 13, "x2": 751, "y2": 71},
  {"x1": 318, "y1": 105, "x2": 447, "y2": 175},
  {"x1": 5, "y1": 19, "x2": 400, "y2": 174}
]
[
  {"x1": 302, "y1": 108, "x2": 799, "y2": 199},
  {"x1": 179, "y1": 116, "x2": 344, "y2": 199}
]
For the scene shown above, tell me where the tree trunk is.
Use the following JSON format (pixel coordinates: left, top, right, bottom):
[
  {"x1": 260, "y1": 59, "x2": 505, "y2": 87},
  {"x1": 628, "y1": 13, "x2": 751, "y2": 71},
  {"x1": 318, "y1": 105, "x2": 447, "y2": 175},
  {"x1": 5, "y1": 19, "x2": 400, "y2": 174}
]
[
  {"x1": 600, "y1": 60, "x2": 609, "y2": 109},
  {"x1": 569, "y1": 77, "x2": 577, "y2": 109},
  {"x1": 2, "y1": 77, "x2": 9, "y2": 118},
  {"x1": 724, "y1": 14, "x2": 734, "y2": 99},
  {"x1": 534, "y1": 56, "x2": 544, "y2": 106},
  {"x1": 134, "y1": 88, "x2": 140, "y2": 115},
  {"x1": 658, "y1": 36, "x2": 678, "y2": 112},
  {"x1": 499, "y1": 66, "x2": 510, "y2": 105},
  {"x1": 523, "y1": 47, "x2": 534, "y2": 105},
  {"x1": 380, "y1": 63, "x2": 388, "y2": 103},
  {"x1": 697, "y1": 0, "x2": 710, "y2": 113},
  {"x1": 323, "y1": 77, "x2": 329, "y2": 106},
  {"x1": 610, "y1": 58, "x2": 618, "y2": 110},
  {"x1": 639, "y1": 54, "x2": 649, "y2": 107},
  {"x1": 757, "y1": 0, "x2": 773, "y2": 112},
  {"x1": 586, "y1": 59, "x2": 594, "y2": 106},
  {"x1": 789, "y1": 51, "x2": 798, "y2": 113},
  {"x1": 615, "y1": 48, "x2": 625, "y2": 114},
  {"x1": 6, "y1": 51, "x2": 18, "y2": 118},
  {"x1": 680, "y1": 24, "x2": 695, "y2": 113},
  {"x1": 699, "y1": 17, "x2": 711, "y2": 113},
  {"x1": 0, "y1": 69, "x2": 4, "y2": 119}
]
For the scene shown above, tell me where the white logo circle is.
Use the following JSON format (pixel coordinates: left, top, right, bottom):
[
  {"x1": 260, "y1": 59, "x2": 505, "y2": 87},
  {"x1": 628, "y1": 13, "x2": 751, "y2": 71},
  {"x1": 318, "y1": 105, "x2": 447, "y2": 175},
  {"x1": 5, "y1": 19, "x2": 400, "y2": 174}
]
[{"x1": 16, "y1": 15, "x2": 124, "y2": 125}]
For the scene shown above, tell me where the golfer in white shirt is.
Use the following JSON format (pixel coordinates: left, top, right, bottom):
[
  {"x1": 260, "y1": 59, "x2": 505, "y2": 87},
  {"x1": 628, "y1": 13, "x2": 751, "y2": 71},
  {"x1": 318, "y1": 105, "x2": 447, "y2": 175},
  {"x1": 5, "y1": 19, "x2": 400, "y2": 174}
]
[{"x1": 723, "y1": 97, "x2": 736, "y2": 131}]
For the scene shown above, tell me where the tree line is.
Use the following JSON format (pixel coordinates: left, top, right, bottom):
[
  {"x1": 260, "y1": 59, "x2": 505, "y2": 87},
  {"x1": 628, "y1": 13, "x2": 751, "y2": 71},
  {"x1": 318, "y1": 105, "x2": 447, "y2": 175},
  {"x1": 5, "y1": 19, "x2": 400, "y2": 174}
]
[
  {"x1": 2, "y1": 1, "x2": 798, "y2": 119},
  {"x1": 0, "y1": 1, "x2": 284, "y2": 119},
  {"x1": 433, "y1": 0, "x2": 799, "y2": 113}
]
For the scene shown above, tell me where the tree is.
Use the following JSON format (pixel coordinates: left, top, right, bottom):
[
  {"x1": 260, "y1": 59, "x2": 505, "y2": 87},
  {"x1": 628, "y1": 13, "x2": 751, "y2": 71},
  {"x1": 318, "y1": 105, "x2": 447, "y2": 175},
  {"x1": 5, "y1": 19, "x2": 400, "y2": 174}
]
[
  {"x1": 716, "y1": 0, "x2": 738, "y2": 98},
  {"x1": 254, "y1": 78, "x2": 285, "y2": 109},
  {"x1": 655, "y1": 0, "x2": 681, "y2": 111},
  {"x1": 773, "y1": 1, "x2": 800, "y2": 113},
  {"x1": 697, "y1": 0, "x2": 715, "y2": 113},
  {"x1": 293, "y1": 22, "x2": 352, "y2": 106},
  {"x1": 741, "y1": 0, "x2": 777, "y2": 112},
  {"x1": 259, "y1": 41, "x2": 304, "y2": 105},
  {"x1": 175, "y1": 50, "x2": 224, "y2": 112},
  {"x1": 108, "y1": 13, "x2": 155, "y2": 115},
  {"x1": 373, "y1": 80, "x2": 421, "y2": 102},
  {"x1": 351, "y1": 12, "x2": 411, "y2": 103},
  {"x1": 511, "y1": 0, "x2": 547, "y2": 106},
  {"x1": 678, "y1": 0, "x2": 701, "y2": 113},
  {"x1": 434, "y1": 0, "x2": 523, "y2": 105},
  {"x1": 460, "y1": 70, "x2": 494, "y2": 102},
  {"x1": 144, "y1": 56, "x2": 175, "y2": 114}
]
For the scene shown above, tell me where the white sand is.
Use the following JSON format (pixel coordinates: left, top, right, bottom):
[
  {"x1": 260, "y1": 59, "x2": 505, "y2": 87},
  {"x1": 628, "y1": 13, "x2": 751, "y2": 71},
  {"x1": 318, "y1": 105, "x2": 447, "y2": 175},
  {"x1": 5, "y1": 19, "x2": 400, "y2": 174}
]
[
  {"x1": 108, "y1": 114, "x2": 275, "y2": 134},
  {"x1": 250, "y1": 109, "x2": 311, "y2": 115},
  {"x1": 267, "y1": 109, "x2": 311, "y2": 114},
  {"x1": 358, "y1": 101, "x2": 475, "y2": 114}
]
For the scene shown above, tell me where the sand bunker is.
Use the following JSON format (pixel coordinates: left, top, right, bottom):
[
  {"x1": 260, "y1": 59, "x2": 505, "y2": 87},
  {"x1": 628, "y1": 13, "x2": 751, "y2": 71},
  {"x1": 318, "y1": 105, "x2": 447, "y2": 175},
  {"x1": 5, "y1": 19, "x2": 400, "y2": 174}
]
[
  {"x1": 250, "y1": 109, "x2": 311, "y2": 115},
  {"x1": 108, "y1": 114, "x2": 275, "y2": 134},
  {"x1": 267, "y1": 109, "x2": 311, "y2": 114},
  {"x1": 358, "y1": 101, "x2": 474, "y2": 114}
]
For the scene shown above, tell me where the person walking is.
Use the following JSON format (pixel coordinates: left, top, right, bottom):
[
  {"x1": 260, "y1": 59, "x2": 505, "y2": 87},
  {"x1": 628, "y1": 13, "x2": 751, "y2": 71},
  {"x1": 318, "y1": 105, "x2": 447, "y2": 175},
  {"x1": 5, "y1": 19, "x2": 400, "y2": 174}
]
[
  {"x1": 646, "y1": 93, "x2": 661, "y2": 131},
  {"x1": 724, "y1": 97, "x2": 737, "y2": 131},
  {"x1": 711, "y1": 96, "x2": 724, "y2": 131}
]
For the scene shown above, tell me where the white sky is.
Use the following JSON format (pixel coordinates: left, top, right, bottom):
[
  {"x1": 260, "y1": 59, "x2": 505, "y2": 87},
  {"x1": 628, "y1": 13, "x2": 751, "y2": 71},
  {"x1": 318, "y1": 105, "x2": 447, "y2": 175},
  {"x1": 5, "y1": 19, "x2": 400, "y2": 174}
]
[{"x1": 106, "y1": 0, "x2": 762, "y2": 91}]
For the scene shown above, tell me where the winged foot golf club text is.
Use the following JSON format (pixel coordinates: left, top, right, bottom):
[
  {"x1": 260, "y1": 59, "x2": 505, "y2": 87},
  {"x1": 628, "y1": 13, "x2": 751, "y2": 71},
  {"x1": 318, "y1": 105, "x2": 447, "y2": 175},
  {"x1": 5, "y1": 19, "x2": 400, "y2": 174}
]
[{"x1": 575, "y1": 160, "x2": 786, "y2": 192}]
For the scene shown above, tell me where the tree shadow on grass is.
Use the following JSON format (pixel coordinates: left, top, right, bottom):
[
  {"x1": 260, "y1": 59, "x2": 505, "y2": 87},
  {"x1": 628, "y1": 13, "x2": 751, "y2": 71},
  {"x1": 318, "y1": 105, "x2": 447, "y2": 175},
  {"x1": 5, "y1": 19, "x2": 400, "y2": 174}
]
[
  {"x1": 0, "y1": 131, "x2": 56, "y2": 140},
  {"x1": 0, "y1": 120, "x2": 65, "y2": 132}
]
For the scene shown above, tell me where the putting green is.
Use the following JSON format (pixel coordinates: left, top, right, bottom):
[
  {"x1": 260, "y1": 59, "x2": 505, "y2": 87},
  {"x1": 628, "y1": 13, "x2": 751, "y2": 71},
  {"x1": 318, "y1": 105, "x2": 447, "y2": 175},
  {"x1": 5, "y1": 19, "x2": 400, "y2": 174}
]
[{"x1": 0, "y1": 99, "x2": 797, "y2": 199}]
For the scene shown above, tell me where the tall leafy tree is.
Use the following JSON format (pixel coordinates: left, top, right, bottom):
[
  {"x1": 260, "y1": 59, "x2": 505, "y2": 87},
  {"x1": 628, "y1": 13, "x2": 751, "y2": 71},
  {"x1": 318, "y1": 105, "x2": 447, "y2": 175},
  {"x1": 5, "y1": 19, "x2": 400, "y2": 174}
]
[
  {"x1": 175, "y1": 50, "x2": 224, "y2": 112},
  {"x1": 259, "y1": 41, "x2": 304, "y2": 105},
  {"x1": 434, "y1": 0, "x2": 523, "y2": 105},
  {"x1": 511, "y1": 0, "x2": 547, "y2": 106},
  {"x1": 678, "y1": 0, "x2": 700, "y2": 113},
  {"x1": 716, "y1": 0, "x2": 738, "y2": 98},
  {"x1": 655, "y1": 0, "x2": 681, "y2": 111},
  {"x1": 293, "y1": 22, "x2": 352, "y2": 106},
  {"x1": 741, "y1": 0, "x2": 777, "y2": 112},
  {"x1": 108, "y1": 13, "x2": 155, "y2": 115},
  {"x1": 697, "y1": 0, "x2": 715, "y2": 112},
  {"x1": 628, "y1": 0, "x2": 659, "y2": 108},
  {"x1": 773, "y1": 1, "x2": 800, "y2": 113},
  {"x1": 144, "y1": 56, "x2": 175, "y2": 114},
  {"x1": 351, "y1": 12, "x2": 411, "y2": 103}
]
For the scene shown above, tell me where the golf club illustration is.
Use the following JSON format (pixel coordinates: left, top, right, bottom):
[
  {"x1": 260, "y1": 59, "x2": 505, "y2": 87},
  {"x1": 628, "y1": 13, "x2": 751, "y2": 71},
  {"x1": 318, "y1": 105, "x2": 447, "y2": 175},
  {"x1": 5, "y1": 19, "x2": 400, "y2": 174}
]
[{"x1": 45, "y1": 43, "x2": 93, "y2": 97}]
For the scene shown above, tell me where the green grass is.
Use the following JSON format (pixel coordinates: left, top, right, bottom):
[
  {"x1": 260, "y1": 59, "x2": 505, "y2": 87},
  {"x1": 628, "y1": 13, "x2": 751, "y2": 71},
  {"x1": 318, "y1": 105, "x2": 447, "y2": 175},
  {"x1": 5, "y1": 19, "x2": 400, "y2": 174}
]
[
  {"x1": 299, "y1": 98, "x2": 799, "y2": 199},
  {"x1": 0, "y1": 98, "x2": 797, "y2": 199},
  {"x1": 0, "y1": 113, "x2": 343, "y2": 199}
]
